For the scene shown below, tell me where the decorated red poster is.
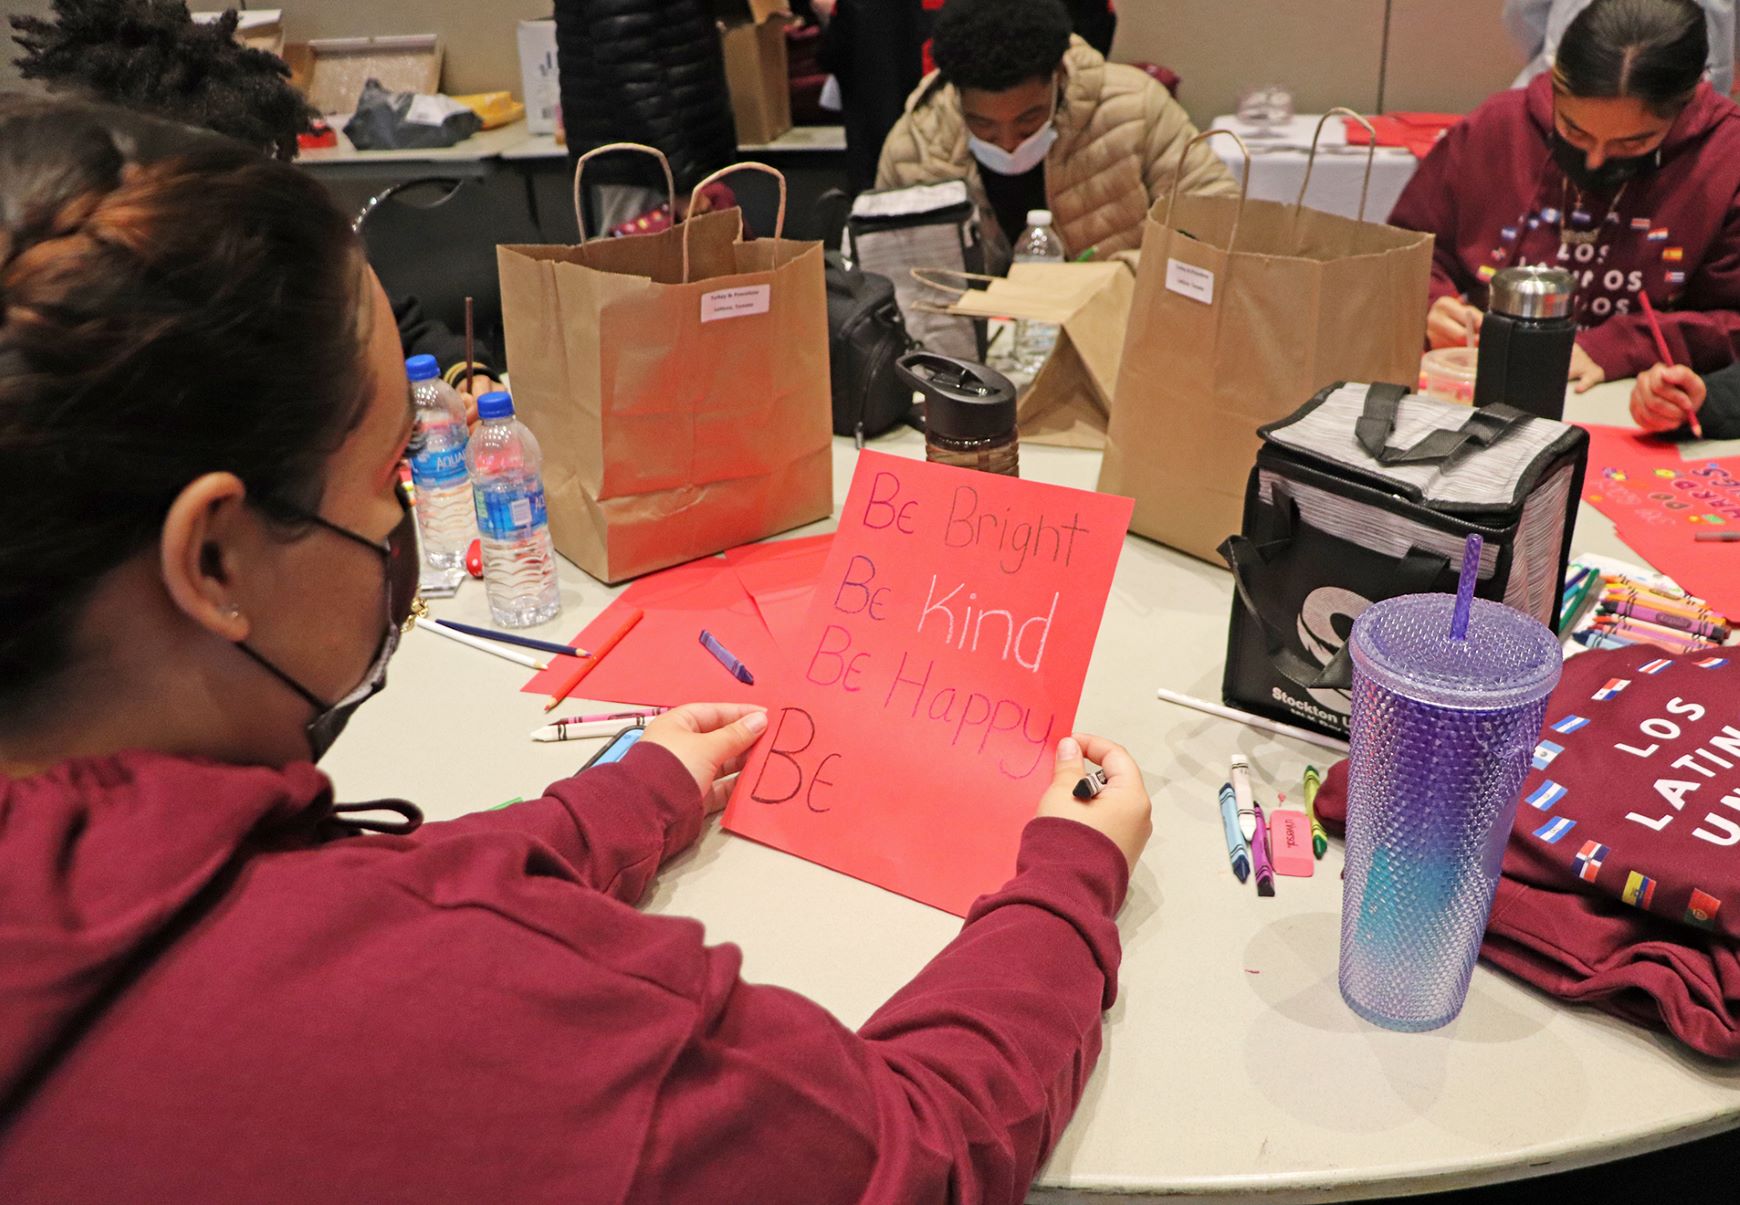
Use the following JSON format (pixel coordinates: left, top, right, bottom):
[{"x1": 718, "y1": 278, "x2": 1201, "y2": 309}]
[
  {"x1": 1580, "y1": 424, "x2": 1740, "y2": 617},
  {"x1": 722, "y1": 451, "x2": 1133, "y2": 916}
]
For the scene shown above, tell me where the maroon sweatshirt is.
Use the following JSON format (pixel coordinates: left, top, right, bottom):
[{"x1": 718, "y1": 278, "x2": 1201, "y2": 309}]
[
  {"x1": 1389, "y1": 75, "x2": 1740, "y2": 378},
  {"x1": 0, "y1": 743, "x2": 1128, "y2": 1202}
]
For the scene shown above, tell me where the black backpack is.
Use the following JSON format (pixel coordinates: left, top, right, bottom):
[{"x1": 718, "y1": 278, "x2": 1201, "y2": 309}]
[{"x1": 825, "y1": 251, "x2": 916, "y2": 442}]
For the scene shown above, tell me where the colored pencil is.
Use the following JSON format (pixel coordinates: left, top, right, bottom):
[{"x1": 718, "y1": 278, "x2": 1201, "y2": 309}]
[
  {"x1": 415, "y1": 616, "x2": 545, "y2": 670},
  {"x1": 544, "y1": 607, "x2": 644, "y2": 711},
  {"x1": 464, "y1": 295, "x2": 476, "y2": 397},
  {"x1": 1638, "y1": 290, "x2": 1703, "y2": 438},
  {"x1": 1154, "y1": 687, "x2": 1350, "y2": 754},
  {"x1": 434, "y1": 618, "x2": 590, "y2": 660}
]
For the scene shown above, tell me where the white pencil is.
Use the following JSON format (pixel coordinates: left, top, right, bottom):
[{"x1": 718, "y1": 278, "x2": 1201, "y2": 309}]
[
  {"x1": 1154, "y1": 687, "x2": 1350, "y2": 754},
  {"x1": 415, "y1": 617, "x2": 546, "y2": 671}
]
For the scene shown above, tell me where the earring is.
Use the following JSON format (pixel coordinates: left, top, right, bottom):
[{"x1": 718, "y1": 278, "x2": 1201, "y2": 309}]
[{"x1": 224, "y1": 603, "x2": 242, "y2": 620}]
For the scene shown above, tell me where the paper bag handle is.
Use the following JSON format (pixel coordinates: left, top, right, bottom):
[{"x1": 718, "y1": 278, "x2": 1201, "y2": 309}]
[
  {"x1": 909, "y1": 267, "x2": 999, "y2": 303},
  {"x1": 1293, "y1": 108, "x2": 1379, "y2": 223},
  {"x1": 682, "y1": 162, "x2": 789, "y2": 284},
  {"x1": 1163, "y1": 129, "x2": 1252, "y2": 251},
  {"x1": 572, "y1": 142, "x2": 677, "y2": 243}
]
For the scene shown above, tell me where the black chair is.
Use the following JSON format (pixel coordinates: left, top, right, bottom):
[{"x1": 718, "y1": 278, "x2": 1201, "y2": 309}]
[{"x1": 353, "y1": 176, "x2": 543, "y2": 369}]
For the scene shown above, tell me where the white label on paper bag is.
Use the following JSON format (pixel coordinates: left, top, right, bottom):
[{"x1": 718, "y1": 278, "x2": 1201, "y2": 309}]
[
  {"x1": 1164, "y1": 258, "x2": 1215, "y2": 305},
  {"x1": 701, "y1": 285, "x2": 772, "y2": 323}
]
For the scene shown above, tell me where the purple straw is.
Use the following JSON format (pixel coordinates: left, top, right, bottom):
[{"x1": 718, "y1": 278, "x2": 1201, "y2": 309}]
[{"x1": 1450, "y1": 533, "x2": 1483, "y2": 641}]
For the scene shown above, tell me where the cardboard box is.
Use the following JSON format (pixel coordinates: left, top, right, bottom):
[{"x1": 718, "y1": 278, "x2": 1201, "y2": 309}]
[
  {"x1": 291, "y1": 35, "x2": 443, "y2": 118},
  {"x1": 192, "y1": 9, "x2": 285, "y2": 59},
  {"x1": 718, "y1": 3, "x2": 791, "y2": 147},
  {"x1": 517, "y1": 19, "x2": 561, "y2": 137}
]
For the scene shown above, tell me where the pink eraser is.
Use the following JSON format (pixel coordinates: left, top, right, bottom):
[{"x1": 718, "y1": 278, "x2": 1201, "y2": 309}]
[{"x1": 1268, "y1": 810, "x2": 1316, "y2": 877}]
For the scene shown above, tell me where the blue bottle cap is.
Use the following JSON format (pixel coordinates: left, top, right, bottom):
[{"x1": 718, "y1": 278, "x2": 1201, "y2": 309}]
[
  {"x1": 477, "y1": 391, "x2": 515, "y2": 420},
  {"x1": 405, "y1": 354, "x2": 440, "y2": 381}
]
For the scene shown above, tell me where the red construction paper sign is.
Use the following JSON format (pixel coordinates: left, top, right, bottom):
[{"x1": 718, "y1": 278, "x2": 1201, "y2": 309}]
[
  {"x1": 1581, "y1": 424, "x2": 1740, "y2": 617},
  {"x1": 722, "y1": 451, "x2": 1134, "y2": 916},
  {"x1": 520, "y1": 556, "x2": 782, "y2": 707}
]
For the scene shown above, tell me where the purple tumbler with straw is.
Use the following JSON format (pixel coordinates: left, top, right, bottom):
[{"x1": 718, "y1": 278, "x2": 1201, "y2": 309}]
[{"x1": 1339, "y1": 535, "x2": 1563, "y2": 1031}]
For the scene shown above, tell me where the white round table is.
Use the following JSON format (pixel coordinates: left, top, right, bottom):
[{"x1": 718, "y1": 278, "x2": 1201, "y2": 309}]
[
  {"x1": 1207, "y1": 114, "x2": 1422, "y2": 224},
  {"x1": 324, "y1": 379, "x2": 1740, "y2": 1201}
]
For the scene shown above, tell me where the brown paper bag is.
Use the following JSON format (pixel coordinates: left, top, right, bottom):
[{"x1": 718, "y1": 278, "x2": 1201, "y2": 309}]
[
  {"x1": 498, "y1": 145, "x2": 831, "y2": 584},
  {"x1": 1098, "y1": 116, "x2": 1433, "y2": 563},
  {"x1": 719, "y1": 2, "x2": 792, "y2": 146},
  {"x1": 916, "y1": 262, "x2": 1134, "y2": 448}
]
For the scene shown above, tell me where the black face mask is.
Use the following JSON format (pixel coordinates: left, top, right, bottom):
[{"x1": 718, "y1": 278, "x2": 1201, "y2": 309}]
[
  {"x1": 235, "y1": 485, "x2": 421, "y2": 762},
  {"x1": 1550, "y1": 132, "x2": 1660, "y2": 193}
]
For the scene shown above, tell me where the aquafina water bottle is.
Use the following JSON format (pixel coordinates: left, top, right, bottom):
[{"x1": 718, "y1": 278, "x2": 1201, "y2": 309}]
[
  {"x1": 405, "y1": 354, "x2": 474, "y2": 570},
  {"x1": 465, "y1": 391, "x2": 561, "y2": 628}
]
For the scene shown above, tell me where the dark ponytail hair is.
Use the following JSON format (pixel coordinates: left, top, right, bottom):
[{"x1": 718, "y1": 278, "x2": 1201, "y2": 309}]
[
  {"x1": 0, "y1": 96, "x2": 370, "y2": 714},
  {"x1": 1553, "y1": 0, "x2": 1710, "y2": 118}
]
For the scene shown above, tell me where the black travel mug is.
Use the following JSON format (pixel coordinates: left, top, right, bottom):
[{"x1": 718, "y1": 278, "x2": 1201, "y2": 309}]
[{"x1": 1472, "y1": 266, "x2": 1577, "y2": 420}]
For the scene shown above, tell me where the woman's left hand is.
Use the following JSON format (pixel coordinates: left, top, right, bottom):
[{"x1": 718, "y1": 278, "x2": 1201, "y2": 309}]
[
  {"x1": 640, "y1": 704, "x2": 769, "y2": 815},
  {"x1": 1568, "y1": 343, "x2": 1606, "y2": 393}
]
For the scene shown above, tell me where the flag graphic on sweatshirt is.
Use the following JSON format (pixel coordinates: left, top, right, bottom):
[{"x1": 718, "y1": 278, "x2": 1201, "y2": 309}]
[
  {"x1": 1685, "y1": 889, "x2": 1722, "y2": 929},
  {"x1": 1697, "y1": 657, "x2": 1728, "y2": 669},
  {"x1": 1551, "y1": 715, "x2": 1590, "y2": 734},
  {"x1": 1638, "y1": 658, "x2": 1673, "y2": 675},
  {"x1": 1592, "y1": 677, "x2": 1630, "y2": 700},
  {"x1": 1622, "y1": 870, "x2": 1657, "y2": 909},
  {"x1": 1525, "y1": 780, "x2": 1568, "y2": 810},
  {"x1": 1534, "y1": 816, "x2": 1577, "y2": 844},
  {"x1": 1533, "y1": 740, "x2": 1564, "y2": 770},
  {"x1": 1573, "y1": 841, "x2": 1609, "y2": 883}
]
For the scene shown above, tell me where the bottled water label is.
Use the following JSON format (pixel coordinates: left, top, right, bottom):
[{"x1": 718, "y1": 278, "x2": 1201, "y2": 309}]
[
  {"x1": 475, "y1": 483, "x2": 549, "y2": 540},
  {"x1": 411, "y1": 444, "x2": 468, "y2": 489}
]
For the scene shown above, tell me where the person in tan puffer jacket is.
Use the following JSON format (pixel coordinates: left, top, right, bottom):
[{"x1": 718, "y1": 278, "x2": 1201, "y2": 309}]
[{"x1": 876, "y1": 0, "x2": 1236, "y2": 270}]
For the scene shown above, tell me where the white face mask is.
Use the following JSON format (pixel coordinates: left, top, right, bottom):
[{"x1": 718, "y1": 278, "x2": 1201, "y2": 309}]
[{"x1": 966, "y1": 89, "x2": 1060, "y2": 177}]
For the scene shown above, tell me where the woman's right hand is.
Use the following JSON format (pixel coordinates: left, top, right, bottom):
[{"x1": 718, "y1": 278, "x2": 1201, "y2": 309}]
[
  {"x1": 1427, "y1": 296, "x2": 1483, "y2": 349},
  {"x1": 1036, "y1": 735, "x2": 1152, "y2": 872},
  {"x1": 1630, "y1": 363, "x2": 1707, "y2": 433}
]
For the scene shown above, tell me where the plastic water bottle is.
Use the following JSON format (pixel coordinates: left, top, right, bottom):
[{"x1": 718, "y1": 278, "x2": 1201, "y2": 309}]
[
  {"x1": 405, "y1": 355, "x2": 474, "y2": 570},
  {"x1": 1012, "y1": 208, "x2": 1066, "y2": 373},
  {"x1": 466, "y1": 391, "x2": 562, "y2": 628}
]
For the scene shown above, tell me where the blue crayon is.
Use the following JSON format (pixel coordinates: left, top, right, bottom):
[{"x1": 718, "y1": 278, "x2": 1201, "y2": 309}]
[
  {"x1": 1573, "y1": 628, "x2": 1635, "y2": 651},
  {"x1": 699, "y1": 629, "x2": 756, "y2": 685},
  {"x1": 1218, "y1": 783, "x2": 1251, "y2": 883}
]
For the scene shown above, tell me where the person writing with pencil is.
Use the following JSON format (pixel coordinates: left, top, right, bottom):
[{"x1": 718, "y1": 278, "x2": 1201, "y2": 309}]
[
  {"x1": 1630, "y1": 360, "x2": 1740, "y2": 434},
  {"x1": 0, "y1": 98, "x2": 1153, "y2": 1202},
  {"x1": 1390, "y1": 0, "x2": 1740, "y2": 393}
]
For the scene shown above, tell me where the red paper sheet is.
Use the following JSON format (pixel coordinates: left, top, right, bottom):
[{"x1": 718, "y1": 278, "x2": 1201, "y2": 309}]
[
  {"x1": 722, "y1": 452, "x2": 1134, "y2": 916},
  {"x1": 728, "y1": 534, "x2": 833, "y2": 646},
  {"x1": 1581, "y1": 424, "x2": 1740, "y2": 616},
  {"x1": 1342, "y1": 111, "x2": 1460, "y2": 158},
  {"x1": 520, "y1": 556, "x2": 783, "y2": 707}
]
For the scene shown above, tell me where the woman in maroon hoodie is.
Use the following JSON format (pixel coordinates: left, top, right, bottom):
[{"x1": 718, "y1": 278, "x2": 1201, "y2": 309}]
[
  {"x1": 1391, "y1": 0, "x2": 1740, "y2": 391},
  {"x1": 0, "y1": 96, "x2": 1152, "y2": 1203}
]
